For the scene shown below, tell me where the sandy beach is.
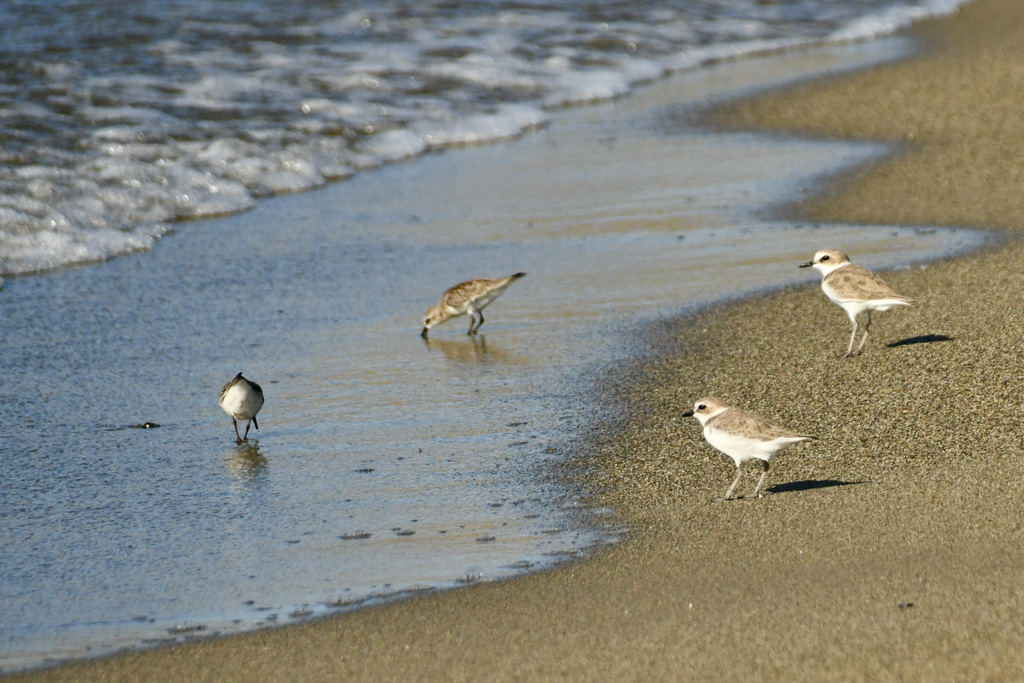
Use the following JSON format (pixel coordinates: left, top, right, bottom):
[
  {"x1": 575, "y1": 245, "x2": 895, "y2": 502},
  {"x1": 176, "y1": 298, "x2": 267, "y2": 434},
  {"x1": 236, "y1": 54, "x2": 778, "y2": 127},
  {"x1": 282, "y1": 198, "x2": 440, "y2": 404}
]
[{"x1": 10, "y1": 0, "x2": 1024, "y2": 680}]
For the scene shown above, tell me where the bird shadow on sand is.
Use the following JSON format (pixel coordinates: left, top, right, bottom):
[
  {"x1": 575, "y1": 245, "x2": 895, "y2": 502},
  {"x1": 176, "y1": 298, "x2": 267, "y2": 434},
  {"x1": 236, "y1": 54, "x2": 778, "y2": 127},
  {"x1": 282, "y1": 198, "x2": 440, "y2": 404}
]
[
  {"x1": 887, "y1": 334, "x2": 953, "y2": 348},
  {"x1": 767, "y1": 479, "x2": 867, "y2": 495}
]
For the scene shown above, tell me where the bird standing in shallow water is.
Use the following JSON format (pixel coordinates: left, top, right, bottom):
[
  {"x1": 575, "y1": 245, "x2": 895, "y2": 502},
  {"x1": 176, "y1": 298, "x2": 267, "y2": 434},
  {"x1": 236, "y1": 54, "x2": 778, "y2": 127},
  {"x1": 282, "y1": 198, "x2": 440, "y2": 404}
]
[
  {"x1": 421, "y1": 273, "x2": 526, "y2": 338},
  {"x1": 683, "y1": 397, "x2": 815, "y2": 501},
  {"x1": 219, "y1": 372, "x2": 264, "y2": 444},
  {"x1": 800, "y1": 249, "x2": 914, "y2": 358}
]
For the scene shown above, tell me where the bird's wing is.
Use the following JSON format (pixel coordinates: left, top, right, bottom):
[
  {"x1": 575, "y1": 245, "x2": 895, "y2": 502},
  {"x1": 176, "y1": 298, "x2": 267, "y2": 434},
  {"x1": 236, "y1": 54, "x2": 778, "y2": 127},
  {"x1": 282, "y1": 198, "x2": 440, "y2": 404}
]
[
  {"x1": 247, "y1": 379, "x2": 264, "y2": 399},
  {"x1": 442, "y1": 278, "x2": 501, "y2": 308},
  {"x1": 710, "y1": 407, "x2": 813, "y2": 442},
  {"x1": 825, "y1": 264, "x2": 910, "y2": 302}
]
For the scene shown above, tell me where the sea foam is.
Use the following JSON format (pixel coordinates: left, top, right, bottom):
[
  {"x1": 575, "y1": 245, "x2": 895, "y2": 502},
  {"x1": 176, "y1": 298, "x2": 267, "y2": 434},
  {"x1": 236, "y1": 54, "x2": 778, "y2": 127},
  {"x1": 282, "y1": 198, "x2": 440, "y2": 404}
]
[{"x1": 0, "y1": 0, "x2": 972, "y2": 277}]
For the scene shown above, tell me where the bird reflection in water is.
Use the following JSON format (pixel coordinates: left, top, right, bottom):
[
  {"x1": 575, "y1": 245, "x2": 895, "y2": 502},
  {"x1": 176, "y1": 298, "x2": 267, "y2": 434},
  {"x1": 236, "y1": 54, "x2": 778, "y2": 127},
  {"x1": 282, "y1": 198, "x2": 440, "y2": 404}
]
[
  {"x1": 227, "y1": 441, "x2": 268, "y2": 480},
  {"x1": 423, "y1": 335, "x2": 512, "y2": 363}
]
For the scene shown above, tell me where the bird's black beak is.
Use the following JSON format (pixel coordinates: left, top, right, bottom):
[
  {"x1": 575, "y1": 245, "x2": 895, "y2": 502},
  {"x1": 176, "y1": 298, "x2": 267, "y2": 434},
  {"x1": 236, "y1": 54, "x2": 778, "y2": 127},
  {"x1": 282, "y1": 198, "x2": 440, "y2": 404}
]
[
  {"x1": 682, "y1": 409, "x2": 694, "y2": 417},
  {"x1": 421, "y1": 327, "x2": 430, "y2": 339},
  {"x1": 799, "y1": 260, "x2": 814, "y2": 268}
]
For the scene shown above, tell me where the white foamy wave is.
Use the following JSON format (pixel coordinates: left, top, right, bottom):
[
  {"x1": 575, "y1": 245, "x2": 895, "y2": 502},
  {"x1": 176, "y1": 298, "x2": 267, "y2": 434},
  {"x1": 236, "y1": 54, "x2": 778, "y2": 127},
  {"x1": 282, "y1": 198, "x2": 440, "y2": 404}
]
[
  {"x1": 668, "y1": 37, "x2": 810, "y2": 72},
  {"x1": 0, "y1": 0, "x2": 974, "y2": 277},
  {"x1": 829, "y1": 0, "x2": 968, "y2": 43},
  {"x1": 353, "y1": 130, "x2": 429, "y2": 169},
  {"x1": 0, "y1": 220, "x2": 166, "y2": 277},
  {"x1": 543, "y1": 59, "x2": 665, "y2": 108},
  {"x1": 420, "y1": 104, "x2": 548, "y2": 148}
]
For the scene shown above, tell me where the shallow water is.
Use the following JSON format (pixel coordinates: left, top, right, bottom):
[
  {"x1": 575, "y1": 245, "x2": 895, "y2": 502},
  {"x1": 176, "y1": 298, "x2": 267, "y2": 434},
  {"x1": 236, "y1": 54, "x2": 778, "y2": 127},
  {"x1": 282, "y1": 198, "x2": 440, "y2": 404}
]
[{"x1": 0, "y1": 36, "x2": 990, "y2": 675}]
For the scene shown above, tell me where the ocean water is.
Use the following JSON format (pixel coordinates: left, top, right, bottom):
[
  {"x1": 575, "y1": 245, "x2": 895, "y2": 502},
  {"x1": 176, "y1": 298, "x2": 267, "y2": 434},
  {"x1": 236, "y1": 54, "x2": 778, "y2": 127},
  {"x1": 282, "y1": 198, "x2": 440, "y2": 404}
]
[
  {"x1": 0, "y1": 0, "x2": 967, "y2": 278},
  {"x1": 0, "y1": 0, "x2": 986, "y2": 673}
]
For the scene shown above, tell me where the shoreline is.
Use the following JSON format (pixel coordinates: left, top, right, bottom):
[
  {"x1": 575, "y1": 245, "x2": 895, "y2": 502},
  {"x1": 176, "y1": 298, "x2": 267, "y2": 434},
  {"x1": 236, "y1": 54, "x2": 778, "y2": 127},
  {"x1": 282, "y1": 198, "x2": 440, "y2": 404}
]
[{"x1": 11, "y1": 0, "x2": 1024, "y2": 680}]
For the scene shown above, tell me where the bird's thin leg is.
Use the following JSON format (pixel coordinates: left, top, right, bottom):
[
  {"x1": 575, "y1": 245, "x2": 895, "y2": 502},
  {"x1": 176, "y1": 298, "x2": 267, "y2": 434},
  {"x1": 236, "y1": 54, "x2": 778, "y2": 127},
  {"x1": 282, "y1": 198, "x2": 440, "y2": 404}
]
[
  {"x1": 243, "y1": 420, "x2": 252, "y2": 441},
  {"x1": 467, "y1": 312, "x2": 478, "y2": 335},
  {"x1": 233, "y1": 418, "x2": 243, "y2": 445},
  {"x1": 853, "y1": 310, "x2": 873, "y2": 356},
  {"x1": 717, "y1": 466, "x2": 743, "y2": 502},
  {"x1": 476, "y1": 310, "x2": 485, "y2": 333},
  {"x1": 752, "y1": 460, "x2": 771, "y2": 498},
  {"x1": 841, "y1": 315, "x2": 859, "y2": 358}
]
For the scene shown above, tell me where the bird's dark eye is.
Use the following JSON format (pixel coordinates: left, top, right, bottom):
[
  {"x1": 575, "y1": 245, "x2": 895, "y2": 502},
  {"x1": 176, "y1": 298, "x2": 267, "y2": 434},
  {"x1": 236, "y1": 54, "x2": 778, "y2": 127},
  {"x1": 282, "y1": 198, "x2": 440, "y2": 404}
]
[
  {"x1": 821, "y1": 255, "x2": 830, "y2": 261},
  {"x1": 697, "y1": 404, "x2": 706, "y2": 411}
]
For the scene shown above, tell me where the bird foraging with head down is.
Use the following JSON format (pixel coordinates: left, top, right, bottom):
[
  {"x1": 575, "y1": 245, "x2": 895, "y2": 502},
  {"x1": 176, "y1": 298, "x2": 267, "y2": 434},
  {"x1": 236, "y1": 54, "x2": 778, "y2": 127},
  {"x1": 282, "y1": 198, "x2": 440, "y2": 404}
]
[{"x1": 421, "y1": 273, "x2": 526, "y2": 338}]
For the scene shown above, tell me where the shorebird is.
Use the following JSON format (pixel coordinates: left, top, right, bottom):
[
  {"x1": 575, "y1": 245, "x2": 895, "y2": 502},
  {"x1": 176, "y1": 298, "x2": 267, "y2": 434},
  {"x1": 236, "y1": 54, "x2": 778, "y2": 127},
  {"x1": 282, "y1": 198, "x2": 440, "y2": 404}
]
[
  {"x1": 800, "y1": 249, "x2": 914, "y2": 358},
  {"x1": 683, "y1": 397, "x2": 815, "y2": 501},
  {"x1": 219, "y1": 372, "x2": 264, "y2": 444},
  {"x1": 421, "y1": 273, "x2": 526, "y2": 338}
]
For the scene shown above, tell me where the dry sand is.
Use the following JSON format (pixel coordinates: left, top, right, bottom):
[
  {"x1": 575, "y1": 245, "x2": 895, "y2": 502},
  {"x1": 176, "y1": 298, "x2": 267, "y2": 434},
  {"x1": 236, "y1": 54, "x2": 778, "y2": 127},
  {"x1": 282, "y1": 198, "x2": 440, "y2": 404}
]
[{"x1": 11, "y1": 0, "x2": 1024, "y2": 680}]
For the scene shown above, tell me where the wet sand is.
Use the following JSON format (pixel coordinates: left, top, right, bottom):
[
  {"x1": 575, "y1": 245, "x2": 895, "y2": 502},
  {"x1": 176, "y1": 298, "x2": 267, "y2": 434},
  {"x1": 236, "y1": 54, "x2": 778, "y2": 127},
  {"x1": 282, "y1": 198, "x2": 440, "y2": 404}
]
[{"x1": 11, "y1": 0, "x2": 1024, "y2": 680}]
